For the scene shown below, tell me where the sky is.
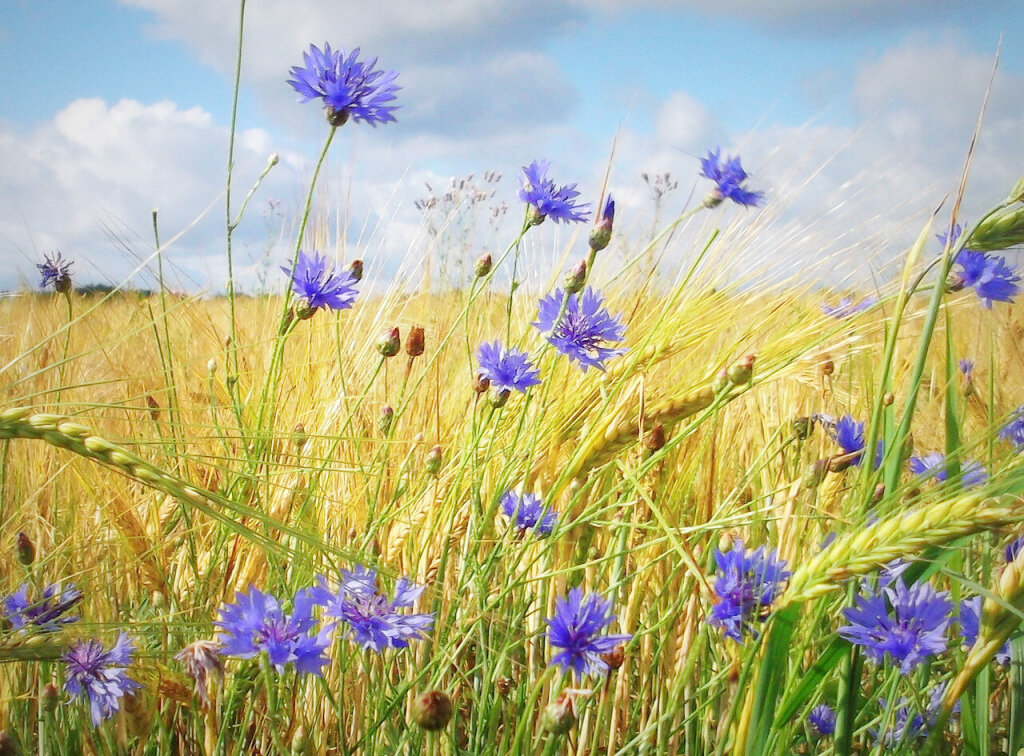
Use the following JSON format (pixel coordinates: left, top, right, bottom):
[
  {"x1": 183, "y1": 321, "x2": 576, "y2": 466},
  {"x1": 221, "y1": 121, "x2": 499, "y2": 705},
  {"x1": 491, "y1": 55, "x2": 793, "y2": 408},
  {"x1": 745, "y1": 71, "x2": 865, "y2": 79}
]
[{"x1": 2, "y1": 0, "x2": 1024, "y2": 293}]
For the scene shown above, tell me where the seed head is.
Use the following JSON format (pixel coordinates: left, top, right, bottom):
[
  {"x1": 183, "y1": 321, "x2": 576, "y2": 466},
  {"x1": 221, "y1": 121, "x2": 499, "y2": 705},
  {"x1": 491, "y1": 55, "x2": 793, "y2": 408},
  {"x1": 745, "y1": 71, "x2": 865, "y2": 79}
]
[
  {"x1": 377, "y1": 327, "x2": 401, "y2": 358},
  {"x1": 475, "y1": 253, "x2": 493, "y2": 278},
  {"x1": 410, "y1": 690, "x2": 453, "y2": 731},
  {"x1": 405, "y1": 326, "x2": 425, "y2": 358},
  {"x1": 16, "y1": 532, "x2": 34, "y2": 566},
  {"x1": 425, "y1": 445, "x2": 443, "y2": 475}
]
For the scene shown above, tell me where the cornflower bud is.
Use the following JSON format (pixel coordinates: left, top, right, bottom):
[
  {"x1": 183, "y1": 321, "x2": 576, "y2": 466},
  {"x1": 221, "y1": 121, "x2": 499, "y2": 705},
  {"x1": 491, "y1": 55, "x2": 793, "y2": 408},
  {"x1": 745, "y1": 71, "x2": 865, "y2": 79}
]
[
  {"x1": 378, "y1": 405, "x2": 394, "y2": 435},
  {"x1": 601, "y1": 645, "x2": 625, "y2": 670},
  {"x1": 16, "y1": 532, "x2": 34, "y2": 566},
  {"x1": 293, "y1": 423, "x2": 308, "y2": 452},
  {"x1": 41, "y1": 683, "x2": 59, "y2": 713},
  {"x1": 589, "y1": 196, "x2": 615, "y2": 252},
  {"x1": 791, "y1": 416, "x2": 813, "y2": 440},
  {"x1": 377, "y1": 327, "x2": 401, "y2": 358},
  {"x1": 882, "y1": 391, "x2": 894, "y2": 407},
  {"x1": 490, "y1": 388, "x2": 511, "y2": 409},
  {"x1": 410, "y1": 690, "x2": 453, "y2": 731},
  {"x1": 475, "y1": 254, "x2": 493, "y2": 278},
  {"x1": 712, "y1": 369, "x2": 731, "y2": 394},
  {"x1": 542, "y1": 693, "x2": 576, "y2": 735},
  {"x1": 406, "y1": 326, "x2": 425, "y2": 358},
  {"x1": 291, "y1": 725, "x2": 311, "y2": 756},
  {"x1": 145, "y1": 395, "x2": 160, "y2": 421},
  {"x1": 645, "y1": 424, "x2": 666, "y2": 453},
  {"x1": 346, "y1": 259, "x2": 363, "y2": 282},
  {"x1": 564, "y1": 260, "x2": 587, "y2": 294},
  {"x1": 425, "y1": 445, "x2": 443, "y2": 475},
  {"x1": 803, "y1": 459, "x2": 828, "y2": 488},
  {"x1": 728, "y1": 354, "x2": 755, "y2": 386},
  {"x1": 472, "y1": 372, "x2": 491, "y2": 394}
]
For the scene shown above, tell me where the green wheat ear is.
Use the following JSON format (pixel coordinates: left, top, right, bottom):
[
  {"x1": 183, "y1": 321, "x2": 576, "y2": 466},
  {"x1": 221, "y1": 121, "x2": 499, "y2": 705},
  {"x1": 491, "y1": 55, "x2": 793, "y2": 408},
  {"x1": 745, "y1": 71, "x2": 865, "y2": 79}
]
[
  {"x1": 780, "y1": 492, "x2": 1024, "y2": 607},
  {"x1": 0, "y1": 407, "x2": 346, "y2": 560}
]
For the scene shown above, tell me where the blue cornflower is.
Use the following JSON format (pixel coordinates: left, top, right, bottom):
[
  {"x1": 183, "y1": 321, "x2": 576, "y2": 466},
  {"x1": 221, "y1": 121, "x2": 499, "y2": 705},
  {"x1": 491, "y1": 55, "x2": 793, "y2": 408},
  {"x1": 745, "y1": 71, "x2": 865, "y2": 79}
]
[
  {"x1": 1006, "y1": 534, "x2": 1024, "y2": 563},
  {"x1": 999, "y1": 405, "x2": 1024, "y2": 451},
  {"x1": 952, "y1": 249, "x2": 1020, "y2": 308},
  {"x1": 518, "y1": 160, "x2": 590, "y2": 225},
  {"x1": 838, "y1": 578, "x2": 952, "y2": 674},
  {"x1": 807, "y1": 704, "x2": 836, "y2": 738},
  {"x1": 63, "y1": 632, "x2": 141, "y2": 727},
  {"x1": 215, "y1": 586, "x2": 331, "y2": 675},
  {"x1": 958, "y1": 358, "x2": 974, "y2": 377},
  {"x1": 282, "y1": 251, "x2": 359, "y2": 317},
  {"x1": 699, "y1": 149, "x2": 764, "y2": 207},
  {"x1": 908, "y1": 452, "x2": 988, "y2": 488},
  {"x1": 819, "y1": 296, "x2": 877, "y2": 319},
  {"x1": 500, "y1": 491, "x2": 557, "y2": 536},
  {"x1": 2, "y1": 582, "x2": 82, "y2": 632},
  {"x1": 831, "y1": 414, "x2": 864, "y2": 456},
  {"x1": 546, "y1": 588, "x2": 632, "y2": 678},
  {"x1": 533, "y1": 287, "x2": 626, "y2": 372},
  {"x1": 37, "y1": 252, "x2": 73, "y2": 293},
  {"x1": 310, "y1": 566, "x2": 434, "y2": 653},
  {"x1": 959, "y1": 596, "x2": 1010, "y2": 664},
  {"x1": 287, "y1": 43, "x2": 399, "y2": 127},
  {"x1": 476, "y1": 341, "x2": 541, "y2": 394},
  {"x1": 874, "y1": 687, "x2": 958, "y2": 749},
  {"x1": 707, "y1": 539, "x2": 790, "y2": 643}
]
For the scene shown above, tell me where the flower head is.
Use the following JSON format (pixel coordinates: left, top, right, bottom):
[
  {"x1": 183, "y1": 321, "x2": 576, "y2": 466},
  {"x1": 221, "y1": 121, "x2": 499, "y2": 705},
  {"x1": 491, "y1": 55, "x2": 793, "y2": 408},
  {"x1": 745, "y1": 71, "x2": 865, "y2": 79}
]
[
  {"x1": 287, "y1": 44, "x2": 399, "y2": 127},
  {"x1": 310, "y1": 566, "x2": 434, "y2": 653},
  {"x1": 952, "y1": 249, "x2": 1020, "y2": 308},
  {"x1": 908, "y1": 451, "x2": 988, "y2": 488},
  {"x1": 38, "y1": 252, "x2": 73, "y2": 293},
  {"x1": 699, "y1": 149, "x2": 764, "y2": 207},
  {"x1": 589, "y1": 195, "x2": 615, "y2": 252},
  {"x1": 873, "y1": 687, "x2": 958, "y2": 749},
  {"x1": 282, "y1": 251, "x2": 359, "y2": 316},
  {"x1": 546, "y1": 588, "x2": 632, "y2": 678},
  {"x1": 958, "y1": 358, "x2": 974, "y2": 377},
  {"x1": 476, "y1": 341, "x2": 541, "y2": 394},
  {"x1": 500, "y1": 491, "x2": 557, "y2": 536},
  {"x1": 831, "y1": 414, "x2": 865, "y2": 457},
  {"x1": 807, "y1": 704, "x2": 836, "y2": 738},
  {"x1": 707, "y1": 539, "x2": 790, "y2": 643},
  {"x1": 63, "y1": 632, "x2": 141, "y2": 726},
  {"x1": 959, "y1": 596, "x2": 1009, "y2": 664},
  {"x1": 215, "y1": 586, "x2": 331, "y2": 675},
  {"x1": 999, "y1": 405, "x2": 1024, "y2": 451},
  {"x1": 838, "y1": 578, "x2": 952, "y2": 674},
  {"x1": 1006, "y1": 534, "x2": 1024, "y2": 563},
  {"x1": 518, "y1": 160, "x2": 590, "y2": 225},
  {"x1": 2, "y1": 582, "x2": 82, "y2": 632},
  {"x1": 819, "y1": 296, "x2": 877, "y2": 319},
  {"x1": 533, "y1": 288, "x2": 626, "y2": 371}
]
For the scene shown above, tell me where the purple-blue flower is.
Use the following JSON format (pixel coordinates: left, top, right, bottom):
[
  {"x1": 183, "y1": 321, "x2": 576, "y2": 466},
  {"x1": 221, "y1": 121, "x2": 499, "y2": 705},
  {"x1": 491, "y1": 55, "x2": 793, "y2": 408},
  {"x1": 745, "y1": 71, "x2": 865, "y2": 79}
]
[
  {"x1": 518, "y1": 160, "x2": 590, "y2": 224},
  {"x1": 952, "y1": 249, "x2": 1020, "y2": 308},
  {"x1": 958, "y1": 358, "x2": 974, "y2": 377},
  {"x1": 831, "y1": 414, "x2": 864, "y2": 457},
  {"x1": 1000, "y1": 405, "x2": 1024, "y2": 451},
  {"x1": 215, "y1": 586, "x2": 331, "y2": 675},
  {"x1": 807, "y1": 704, "x2": 836, "y2": 738},
  {"x1": 707, "y1": 539, "x2": 790, "y2": 643},
  {"x1": 959, "y1": 596, "x2": 1009, "y2": 664},
  {"x1": 287, "y1": 44, "x2": 399, "y2": 127},
  {"x1": 63, "y1": 632, "x2": 141, "y2": 726},
  {"x1": 37, "y1": 252, "x2": 73, "y2": 292},
  {"x1": 819, "y1": 296, "x2": 877, "y2": 319},
  {"x1": 476, "y1": 341, "x2": 541, "y2": 394},
  {"x1": 908, "y1": 452, "x2": 988, "y2": 488},
  {"x1": 310, "y1": 566, "x2": 434, "y2": 653},
  {"x1": 874, "y1": 686, "x2": 958, "y2": 749},
  {"x1": 500, "y1": 491, "x2": 557, "y2": 536},
  {"x1": 2, "y1": 582, "x2": 82, "y2": 632},
  {"x1": 699, "y1": 149, "x2": 764, "y2": 207},
  {"x1": 282, "y1": 251, "x2": 359, "y2": 314},
  {"x1": 533, "y1": 287, "x2": 626, "y2": 371},
  {"x1": 838, "y1": 579, "x2": 952, "y2": 674},
  {"x1": 546, "y1": 588, "x2": 631, "y2": 678},
  {"x1": 1006, "y1": 534, "x2": 1024, "y2": 563}
]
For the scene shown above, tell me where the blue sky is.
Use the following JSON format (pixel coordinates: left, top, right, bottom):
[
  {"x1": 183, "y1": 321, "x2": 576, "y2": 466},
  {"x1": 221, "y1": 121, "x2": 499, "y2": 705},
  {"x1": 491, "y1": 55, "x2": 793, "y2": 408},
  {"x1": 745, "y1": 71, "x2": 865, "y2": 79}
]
[{"x1": 2, "y1": 0, "x2": 1024, "y2": 291}]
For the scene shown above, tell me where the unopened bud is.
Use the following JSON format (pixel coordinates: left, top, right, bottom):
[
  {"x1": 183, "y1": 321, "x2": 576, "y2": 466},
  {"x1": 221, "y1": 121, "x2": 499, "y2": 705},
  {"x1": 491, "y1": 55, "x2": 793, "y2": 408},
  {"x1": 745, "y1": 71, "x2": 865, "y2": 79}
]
[
  {"x1": 712, "y1": 369, "x2": 730, "y2": 394},
  {"x1": 347, "y1": 259, "x2": 363, "y2": 282},
  {"x1": 293, "y1": 423, "x2": 308, "y2": 451},
  {"x1": 882, "y1": 391, "x2": 894, "y2": 407},
  {"x1": 475, "y1": 253, "x2": 493, "y2": 278},
  {"x1": 326, "y1": 106, "x2": 350, "y2": 128},
  {"x1": 145, "y1": 395, "x2": 160, "y2": 421},
  {"x1": 378, "y1": 405, "x2": 394, "y2": 435},
  {"x1": 820, "y1": 358, "x2": 834, "y2": 377},
  {"x1": 791, "y1": 416, "x2": 813, "y2": 440},
  {"x1": 645, "y1": 424, "x2": 666, "y2": 453},
  {"x1": 472, "y1": 373, "x2": 491, "y2": 394},
  {"x1": 542, "y1": 693, "x2": 576, "y2": 735},
  {"x1": 872, "y1": 483, "x2": 886, "y2": 503},
  {"x1": 495, "y1": 677, "x2": 514, "y2": 698},
  {"x1": 42, "y1": 683, "x2": 59, "y2": 713},
  {"x1": 16, "y1": 532, "x2": 34, "y2": 566},
  {"x1": 727, "y1": 354, "x2": 755, "y2": 386},
  {"x1": 589, "y1": 196, "x2": 615, "y2": 252},
  {"x1": 601, "y1": 645, "x2": 625, "y2": 671},
  {"x1": 564, "y1": 260, "x2": 587, "y2": 294},
  {"x1": 410, "y1": 690, "x2": 453, "y2": 731},
  {"x1": 377, "y1": 327, "x2": 401, "y2": 358},
  {"x1": 489, "y1": 388, "x2": 511, "y2": 409},
  {"x1": 425, "y1": 445, "x2": 443, "y2": 475},
  {"x1": 406, "y1": 326, "x2": 425, "y2": 358}
]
